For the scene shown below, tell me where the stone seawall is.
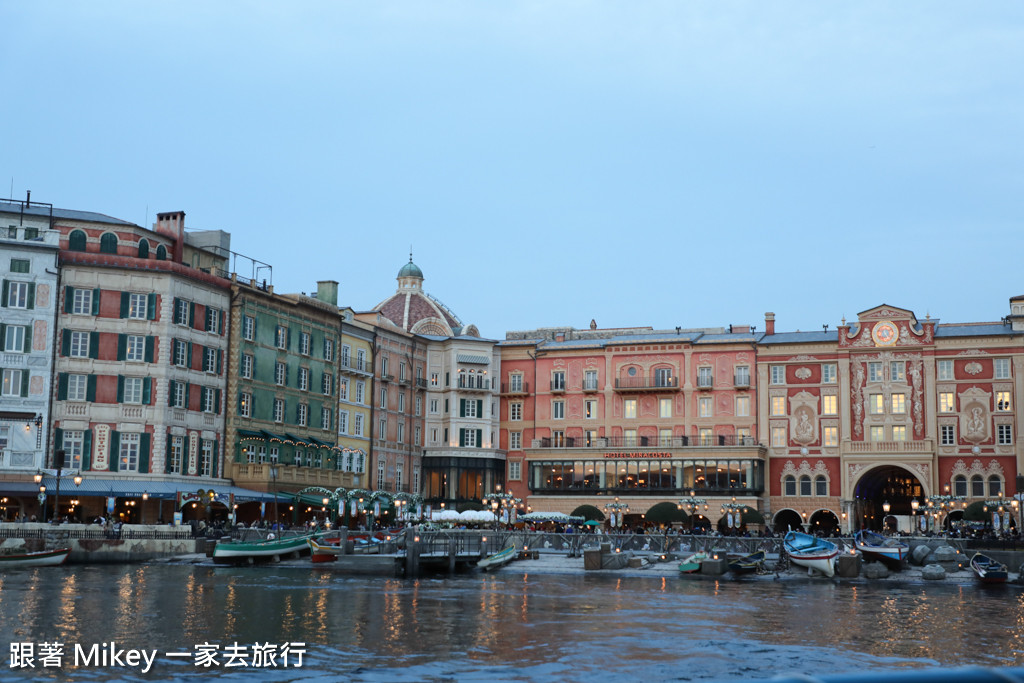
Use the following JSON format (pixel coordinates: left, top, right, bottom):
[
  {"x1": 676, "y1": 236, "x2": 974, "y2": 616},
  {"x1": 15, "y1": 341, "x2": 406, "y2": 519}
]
[{"x1": 0, "y1": 523, "x2": 204, "y2": 564}]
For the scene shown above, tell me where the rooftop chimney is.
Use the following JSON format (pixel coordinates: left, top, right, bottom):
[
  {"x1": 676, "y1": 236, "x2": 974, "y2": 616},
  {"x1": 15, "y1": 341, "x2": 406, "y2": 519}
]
[
  {"x1": 765, "y1": 312, "x2": 776, "y2": 336},
  {"x1": 155, "y1": 211, "x2": 186, "y2": 263},
  {"x1": 316, "y1": 280, "x2": 339, "y2": 306}
]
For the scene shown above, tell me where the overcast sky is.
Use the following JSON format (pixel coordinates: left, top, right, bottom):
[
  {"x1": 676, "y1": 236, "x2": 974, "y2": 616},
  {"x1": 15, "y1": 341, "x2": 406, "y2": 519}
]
[{"x1": 3, "y1": 2, "x2": 1022, "y2": 339}]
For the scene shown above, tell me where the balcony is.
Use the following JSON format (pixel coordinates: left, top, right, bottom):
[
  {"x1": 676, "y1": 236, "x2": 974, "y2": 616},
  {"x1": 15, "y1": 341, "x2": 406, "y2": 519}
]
[
  {"x1": 501, "y1": 381, "x2": 530, "y2": 395},
  {"x1": 532, "y1": 435, "x2": 761, "y2": 449},
  {"x1": 613, "y1": 376, "x2": 680, "y2": 392},
  {"x1": 380, "y1": 373, "x2": 394, "y2": 383},
  {"x1": 415, "y1": 378, "x2": 428, "y2": 389},
  {"x1": 550, "y1": 380, "x2": 566, "y2": 393},
  {"x1": 582, "y1": 379, "x2": 599, "y2": 392},
  {"x1": 457, "y1": 376, "x2": 491, "y2": 392},
  {"x1": 696, "y1": 376, "x2": 714, "y2": 390},
  {"x1": 398, "y1": 376, "x2": 410, "y2": 386},
  {"x1": 843, "y1": 439, "x2": 934, "y2": 455},
  {"x1": 340, "y1": 357, "x2": 372, "y2": 375},
  {"x1": 734, "y1": 375, "x2": 751, "y2": 388}
]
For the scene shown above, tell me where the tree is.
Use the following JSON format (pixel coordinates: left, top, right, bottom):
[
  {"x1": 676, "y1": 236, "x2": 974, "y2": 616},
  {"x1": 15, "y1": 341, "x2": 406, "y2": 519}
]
[
  {"x1": 644, "y1": 501, "x2": 688, "y2": 524},
  {"x1": 570, "y1": 504, "x2": 605, "y2": 522}
]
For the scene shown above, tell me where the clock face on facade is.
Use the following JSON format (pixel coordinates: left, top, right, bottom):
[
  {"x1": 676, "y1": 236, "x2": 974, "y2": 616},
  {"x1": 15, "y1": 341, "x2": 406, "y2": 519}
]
[{"x1": 871, "y1": 321, "x2": 899, "y2": 346}]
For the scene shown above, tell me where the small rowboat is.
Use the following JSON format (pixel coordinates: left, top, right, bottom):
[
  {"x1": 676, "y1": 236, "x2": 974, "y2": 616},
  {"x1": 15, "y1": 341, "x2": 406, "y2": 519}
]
[
  {"x1": 308, "y1": 538, "x2": 342, "y2": 563},
  {"x1": 970, "y1": 553, "x2": 1008, "y2": 584},
  {"x1": 854, "y1": 530, "x2": 909, "y2": 569},
  {"x1": 213, "y1": 533, "x2": 318, "y2": 563},
  {"x1": 0, "y1": 547, "x2": 71, "y2": 567},
  {"x1": 728, "y1": 550, "x2": 765, "y2": 575},
  {"x1": 678, "y1": 552, "x2": 707, "y2": 574},
  {"x1": 783, "y1": 531, "x2": 839, "y2": 578},
  {"x1": 478, "y1": 545, "x2": 516, "y2": 571}
]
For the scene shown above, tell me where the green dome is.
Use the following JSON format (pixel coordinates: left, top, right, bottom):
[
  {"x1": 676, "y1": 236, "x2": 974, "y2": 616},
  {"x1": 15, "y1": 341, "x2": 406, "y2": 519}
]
[{"x1": 398, "y1": 258, "x2": 423, "y2": 279}]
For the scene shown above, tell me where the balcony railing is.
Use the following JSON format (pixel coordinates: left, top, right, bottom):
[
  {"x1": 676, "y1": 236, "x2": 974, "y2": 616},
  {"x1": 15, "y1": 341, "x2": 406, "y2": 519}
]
[
  {"x1": 380, "y1": 373, "x2": 394, "y2": 382},
  {"x1": 843, "y1": 439, "x2": 934, "y2": 454},
  {"x1": 550, "y1": 380, "x2": 566, "y2": 393},
  {"x1": 582, "y1": 379, "x2": 599, "y2": 392},
  {"x1": 696, "y1": 376, "x2": 713, "y2": 389},
  {"x1": 501, "y1": 382, "x2": 529, "y2": 395},
  {"x1": 340, "y1": 357, "x2": 371, "y2": 374},
  {"x1": 613, "y1": 376, "x2": 680, "y2": 391},
  {"x1": 734, "y1": 375, "x2": 751, "y2": 387},
  {"x1": 533, "y1": 435, "x2": 761, "y2": 449},
  {"x1": 457, "y1": 376, "x2": 491, "y2": 391},
  {"x1": 415, "y1": 378, "x2": 428, "y2": 389}
]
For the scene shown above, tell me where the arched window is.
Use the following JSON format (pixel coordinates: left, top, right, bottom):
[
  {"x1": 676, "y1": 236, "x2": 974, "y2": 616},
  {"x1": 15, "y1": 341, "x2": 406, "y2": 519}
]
[
  {"x1": 138, "y1": 239, "x2": 149, "y2": 259},
  {"x1": 784, "y1": 475, "x2": 797, "y2": 496},
  {"x1": 156, "y1": 244, "x2": 167, "y2": 260},
  {"x1": 971, "y1": 475, "x2": 985, "y2": 497},
  {"x1": 68, "y1": 230, "x2": 87, "y2": 252},
  {"x1": 99, "y1": 232, "x2": 118, "y2": 254},
  {"x1": 799, "y1": 475, "x2": 812, "y2": 496},
  {"x1": 954, "y1": 475, "x2": 968, "y2": 497},
  {"x1": 988, "y1": 475, "x2": 1002, "y2": 497},
  {"x1": 814, "y1": 475, "x2": 828, "y2": 497}
]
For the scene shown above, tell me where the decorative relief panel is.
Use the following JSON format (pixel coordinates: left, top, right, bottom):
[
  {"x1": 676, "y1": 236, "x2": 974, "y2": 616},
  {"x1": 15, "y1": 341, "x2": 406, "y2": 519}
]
[
  {"x1": 957, "y1": 349, "x2": 989, "y2": 356},
  {"x1": 950, "y1": 458, "x2": 1004, "y2": 479},
  {"x1": 781, "y1": 459, "x2": 830, "y2": 481},
  {"x1": 791, "y1": 355, "x2": 818, "y2": 362},
  {"x1": 795, "y1": 367, "x2": 812, "y2": 380},
  {"x1": 958, "y1": 387, "x2": 991, "y2": 444},
  {"x1": 788, "y1": 391, "x2": 819, "y2": 446},
  {"x1": 964, "y1": 362, "x2": 983, "y2": 376}
]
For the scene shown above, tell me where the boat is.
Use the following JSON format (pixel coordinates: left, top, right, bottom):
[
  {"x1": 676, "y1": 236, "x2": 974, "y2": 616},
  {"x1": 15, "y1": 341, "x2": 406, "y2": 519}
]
[
  {"x1": 728, "y1": 550, "x2": 765, "y2": 575},
  {"x1": 477, "y1": 544, "x2": 517, "y2": 571},
  {"x1": 0, "y1": 547, "x2": 71, "y2": 567},
  {"x1": 678, "y1": 552, "x2": 707, "y2": 574},
  {"x1": 854, "y1": 530, "x2": 909, "y2": 569},
  {"x1": 783, "y1": 531, "x2": 839, "y2": 577},
  {"x1": 308, "y1": 537, "x2": 343, "y2": 563},
  {"x1": 212, "y1": 533, "x2": 318, "y2": 563},
  {"x1": 970, "y1": 553, "x2": 1008, "y2": 584}
]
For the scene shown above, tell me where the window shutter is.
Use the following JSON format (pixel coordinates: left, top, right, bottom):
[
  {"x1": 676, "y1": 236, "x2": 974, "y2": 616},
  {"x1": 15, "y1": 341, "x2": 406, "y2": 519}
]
[
  {"x1": 145, "y1": 336, "x2": 155, "y2": 363},
  {"x1": 139, "y1": 433, "x2": 151, "y2": 473},
  {"x1": 120, "y1": 291, "x2": 130, "y2": 318},
  {"x1": 168, "y1": 380, "x2": 176, "y2": 407},
  {"x1": 287, "y1": 328, "x2": 292, "y2": 349},
  {"x1": 185, "y1": 383, "x2": 192, "y2": 409},
  {"x1": 117, "y1": 334, "x2": 127, "y2": 361},
  {"x1": 22, "y1": 325, "x2": 30, "y2": 352},
  {"x1": 110, "y1": 431, "x2": 120, "y2": 472},
  {"x1": 88, "y1": 332, "x2": 99, "y2": 359},
  {"x1": 143, "y1": 377, "x2": 152, "y2": 405},
  {"x1": 86, "y1": 375, "x2": 96, "y2": 402},
  {"x1": 204, "y1": 307, "x2": 212, "y2": 332},
  {"x1": 238, "y1": 392, "x2": 245, "y2": 413},
  {"x1": 476, "y1": 429, "x2": 482, "y2": 447},
  {"x1": 58, "y1": 373, "x2": 68, "y2": 400},
  {"x1": 216, "y1": 349, "x2": 223, "y2": 375},
  {"x1": 165, "y1": 434, "x2": 172, "y2": 474},
  {"x1": 172, "y1": 297, "x2": 180, "y2": 322},
  {"x1": 0, "y1": 280, "x2": 7, "y2": 307},
  {"x1": 61, "y1": 329, "x2": 70, "y2": 356},
  {"x1": 20, "y1": 370, "x2": 29, "y2": 397},
  {"x1": 459, "y1": 399, "x2": 466, "y2": 417},
  {"x1": 91, "y1": 289, "x2": 100, "y2": 315},
  {"x1": 215, "y1": 389, "x2": 221, "y2": 414},
  {"x1": 186, "y1": 342, "x2": 193, "y2": 368},
  {"x1": 212, "y1": 440, "x2": 219, "y2": 478},
  {"x1": 64, "y1": 286, "x2": 74, "y2": 313},
  {"x1": 459, "y1": 429, "x2": 466, "y2": 447},
  {"x1": 147, "y1": 293, "x2": 157, "y2": 320},
  {"x1": 0, "y1": 323, "x2": 5, "y2": 348},
  {"x1": 117, "y1": 376, "x2": 125, "y2": 403},
  {"x1": 477, "y1": 400, "x2": 483, "y2": 417},
  {"x1": 26, "y1": 283, "x2": 34, "y2": 310},
  {"x1": 82, "y1": 430, "x2": 92, "y2": 471},
  {"x1": 54, "y1": 428, "x2": 64, "y2": 457}
]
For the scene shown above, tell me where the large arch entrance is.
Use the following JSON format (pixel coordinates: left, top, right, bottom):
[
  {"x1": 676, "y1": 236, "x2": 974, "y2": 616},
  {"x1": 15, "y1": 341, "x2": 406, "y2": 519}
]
[{"x1": 852, "y1": 465, "x2": 924, "y2": 532}]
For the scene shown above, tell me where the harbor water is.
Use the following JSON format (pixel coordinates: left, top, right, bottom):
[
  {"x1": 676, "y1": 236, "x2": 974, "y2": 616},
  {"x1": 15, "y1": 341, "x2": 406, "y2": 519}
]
[{"x1": 1, "y1": 563, "x2": 1023, "y2": 682}]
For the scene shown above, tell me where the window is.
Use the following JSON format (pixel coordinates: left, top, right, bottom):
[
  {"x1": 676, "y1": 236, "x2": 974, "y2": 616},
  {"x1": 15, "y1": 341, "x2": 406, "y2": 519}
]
[
  {"x1": 353, "y1": 413, "x2": 363, "y2": 436},
  {"x1": 415, "y1": 395, "x2": 422, "y2": 416},
  {"x1": 735, "y1": 366, "x2": 750, "y2": 386},
  {"x1": 275, "y1": 362, "x2": 286, "y2": 386},
  {"x1": 510, "y1": 373, "x2": 524, "y2": 392},
  {"x1": 584, "y1": 370, "x2": 598, "y2": 390},
  {"x1": 242, "y1": 315, "x2": 255, "y2": 341},
  {"x1": 239, "y1": 392, "x2": 252, "y2": 417},
  {"x1": 379, "y1": 419, "x2": 387, "y2": 441},
  {"x1": 770, "y1": 366, "x2": 785, "y2": 385},
  {"x1": 9, "y1": 258, "x2": 29, "y2": 273},
  {"x1": 273, "y1": 399, "x2": 284, "y2": 423},
  {"x1": 299, "y1": 332, "x2": 310, "y2": 355},
  {"x1": 322, "y1": 373, "x2": 333, "y2": 395},
  {"x1": 998, "y1": 424, "x2": 1013, "y2": 445},
  {"x1": 995, "y1": 358, "x2": 1011, "y2": 380},
  {"x1": 655, "y1": 367, "x2": 674, "y2": 387},
  {"x1": 892, "y1": 425, "x2": 907, "y2": 441},
  {"x1": 659, "y1": 398, "x2": 672, "y2": 418},
  {"x1": 732, "y1": 395, "x2": 749, "y2": 417},
  {"x1": 623, "y1": 429, "x2": 638, "y2": 447},
  {"x1": 397, "y1": 422, "x2": 404, "y2": 443},
  {"x1": 123, "y1": 335, "x2": 144, "y2": 362},
  {"x1": 170, "y1": 381, "x2": 186, "y2": 409},
  {"x1": 202, "y1": 387, "x2": 218, "y2": 413},
  {"x1": 890, "y1": 361, "x2": 905, "y2": 382},
  {"x1": 67, "y1": 374, "x2": 88, "y2": 401},
  {"x1": 623, "y1": 399, "x2": 637, "y2": 419},
  {"x1": 940, "y1": 424, "x2": 955, "y2": 445},
  {"x1": 770, "y1": 396, "x2": 785, "y2": 416},
  {"x1": 355, "y1": 381, "x2": 364, "y2": 404},
  {"x1": 799, "y1": 476, "x2": 812, "y2": 496},
  {"x1": 203, "y1": 347, "x2": 218, "y2": 373},
  {"x1": 771, "y1": 426, "x2": 786, "y2": 447},
  {"x1": 399, "y1": 362, "x2": 406, "y2": 381},
  {"x1": 954, "y1": 475, "x2": 968, "y2": 497},
  {"x1": 118, "y1": 433, "x2": 140, "y2": 471},
  {"x1": 414, "y1": 425, "x2": 421, "y2": 446},
  {"x1": 510, "y1": 432, "x2": 522, "y2": 450},
  {"x1": 3, "y1": 325, "x2": 26, "y2": 353},
  {"x1": 585, "y1": 399, "x2": 597, "y2": 419},
  {"x1": 338, "y1": 378, "x2": 349, "y2": 401},
  {"x1": 100, "y1": 232, "x2": 118, "y2": 254},
  {"x1": 552, "y1": 371, "x2": 565, "y2": 390},
  {"x1": 241, "y1": 353, "x2": 253, "y2": 379},
  {"x1": 429, "y1": 398, "x2": 439, "y2": 414},
  {"x1": 891, "y1": 394, "x2": 906, "y2": 414},
  {"x1": 324, "y1": 338, "x2": 335, "y2": 361},
  {"x1": 996, "y1": 391, "x2": 1012, "y2": 411},
  {"x1": 339, "y1": 410, "x2": 349, "y2": 434},
  {"x1": 381, "y1": 357, "x2": 389, "y2": 378},
  {"x1": 298, "y1": 367, "x2": 309, "y2": 391},
  {"x1": 509, "y1": 461, "x2": 522, "y2": 481},
  {"x1": 971, "y1": 475, "x2": 985, "y2": 497},
  {"x1": 697, "y1": 366, "x2": 713, "y2": 388},
  {"x1": 127, "y1": 293, "x2": 147, "y2": 319},
  {"x1": 868, "y1": 363, "x2": 883, "y2": 382},
  {"x1": 297, "y1": 403, "x2": 308, "y2": 427},
  {"x1": 511, "y1": 402, "x2": 523, "y2": 421},
  {"x1": 869, "y1": 394, "x2": 884, "y2": 414},
  {"x1": 380, "y1": 388, "x2": 387, "y2": 408},
  {"x1": 206, "y1": 307, "x2": 221, "y2": 334},
  {"x1": 68, "y1": 230, "x2": 87, "y2": 251},
  {"x1": 989, "y1": 476, "x2": 1003, "y2": 497},
  {"x1": 821, "y1": 395, "x2": 837, "y2": 416},
  {"x1": 72, "y1": 288, "x2": 93, "y2": 315},
  {"x1": 784, "y1": 475, "x2": 797, "y2": 496},
  {"x1": 275, "y1": 325, "x2": 288, "y2": 349},
  {"x1": 822, "y1": 364, "x2": 837, "y2": 384},
  {"x1": 5, "y1": 281, "x2": 29, "y2": 308},
  {"x1": 122, "y1": 377, "x2": 143, "y2": 403},
  {"x1": 174, "y1": 299, "x2": 191, "y2": 326},
  {"x1": 69, "y1": 331, "x2": 89, "y2": 358},
  {"x1": 430, "y1": 372, "x2": 439, "y2": 386},
  {"x1": 823, "y1": 425, "x2": 838, "y2": 447},
  {"x1": 200, "y1": 440, "x2": 213, "y2": 477},
  {"x1": 659, "y1": 428, "x2": 673, "y2": 446},
  {"x1": 699, "y1": 397, "x2": 712, "y2": 418},
  {"x1": 60, "y1": 431, "x2": 83, "y2": 469},
  {"x1": 398, "y1": 392, "x2": 405, "y2": 413},
  {"x1": 174, "y1": 340, "x2": 189, "y2": 367},
  {"x1": 938, "y1": 360, "x2": 954, "y2": 381},
  {"x1": 815, "y1": 476, "x2": 828, "y2": 496},
  {"x1": 1, "y1": 369, "x2": 24, "y2": 397},
  {"x1": 939, "y1": 392, "x2": 955, "y2": 412},
  {"x1": 322, "y1": 407, "x2": 332, "y2": 430},
  {"x1": 870, "y1": 426, "x2": 884, "y2": 442},
  {"x1": 552, "y1": 400, "x2": 565, "y2": 419}
]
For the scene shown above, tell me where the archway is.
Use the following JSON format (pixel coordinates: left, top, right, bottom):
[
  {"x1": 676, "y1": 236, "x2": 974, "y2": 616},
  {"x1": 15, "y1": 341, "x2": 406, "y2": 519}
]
[
  {"x1": 772, "y1": 508, "x2": 803, "y2": 534},
  {"x1": 852, "y1": 465, "x2": 924, "y2": 532},
  {"x1": 809, "y1": 509, "x2": 841, "y2": 536}
]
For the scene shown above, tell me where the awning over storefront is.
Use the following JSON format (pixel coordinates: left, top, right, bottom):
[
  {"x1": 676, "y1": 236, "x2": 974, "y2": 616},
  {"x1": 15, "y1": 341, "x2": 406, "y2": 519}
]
[{"x1": 1, "y1": 478, "x2": 287, "y2": 503}]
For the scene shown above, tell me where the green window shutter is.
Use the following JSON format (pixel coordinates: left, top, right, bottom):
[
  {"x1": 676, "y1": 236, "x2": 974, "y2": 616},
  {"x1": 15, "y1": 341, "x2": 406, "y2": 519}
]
[
  {"x1": 117, "y1": 334, "x2": 127, "y2": 361},
  {"x1": 0, "y1": 324, "x2": 5, "y2": 348},
  {"x1": 142, "y1": 377, "x2": 152, "y2": 405},
  {"x1": 61, "y1": 329, "x2": 70, "y2": 356},
  {"x1": 216, "y1": 349, "x2": 223, "y2": 375},
  {"x1": 172, "y1": 297, "x2": 180, "y2": 322},
  {"x1": 168, "y1": 380, "x2": 176, "y2": 406},
  {"x1": 86, "y1": 375, "x2": 97, "y2": 402},
  {"x1": 21, "y1": 325, "x2": 30, "y2": 352},
  {"x1": 64, "y1": 286, "x2": 74, "y2": 314},
  {"x1": 57, "y1": 373, "x2": 68, "y2": 400},
  {"x1": 0, "y1": 280, "x2": 7, "y2": 307},
  {"x1": 238, "y1": 391, "x2": 245, "y2": 413},
  {"x1": 460, "y1": 399, "x2": 466, "y2": 417},
  {"x1": 55, "y1": 428, "x2": 64, "y2": 456},
  {"x1": 476, "y1": 429, "x2": 482, "y2": 447},
  {"x1": 444, "y1": 399, "x2": 449, "y2": 413},
  {"x1": 145, "y1": 336, "x2": 155, "y2": 363},
  {"x1": 20, "y1": 370, "x2": 29, "y2": 397},
  {"x1": 120, "y1": 291, "x2": 130, "y2": 318},
  {"x1": 88, "y1": 332, "x2": 99, "y2": 359},
  {"x1": 185, "y1": 383, "x2": 192, "y2": 409},
  {"x1": 116, "y1": 376, "x2": 125, "y2": 403},
  {"x1": 91, "y1": 289, "x2": 100, "y2": 315},
  {"x1": 204, "y1": 307, "x2": 212, "y2": 332},
  {"x1": 287, "y1": 328, "x2": 292, "y2": 349},
  {"x1": 188, "y1": 301, "x2": 195, "y2": 328},
  {"x1": 187, "y1": 342, "x2": 193, "y2": 368},
  {"x1": 146, "y1": 293, "x2": 157, "y2": 320},
  {"x1": 25, "y1": 283, "x2": 34, "y2": 310},
  {"x1": 165, "y1": 434, "x2": 172, "y2": 474},
  {"x1": 459, "y1": 429, "x2": 466, "y2": 447},
  {"x1": 215, "y1": 389, "x2": 221, "y2": 414},
  {"x1": 139, "y1": 433, "x2": 151, "y2": 473},
  {"x1": 110, "y1": 431, "x2": 120, "y2": 472},
  {"x1": 212, "y1": 440, "x2": 218, "y2": 478},
  {"x1": 476, "y1": 400, "x2": 483, "y2": 417},
  {"x1": 82, "y1": 430, "x2": 92, "y2": 471}
]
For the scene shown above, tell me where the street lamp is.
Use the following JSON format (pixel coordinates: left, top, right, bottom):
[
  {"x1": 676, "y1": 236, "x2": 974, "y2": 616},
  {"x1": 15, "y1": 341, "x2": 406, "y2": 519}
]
[
  {"x1": 269, "y1": 454, "x2": 280, "y2": 529},
  {"x1": 720, "y1": 496, "x2": 747, "y2": 530},
  {"x1": 141, "y1": 491, "x2": 149, "y2": 525},
  {"x1": 604, "y1": 497, "x2": 630, "y2": 529},
  {"x1": 37, "y1": 485, "x2": 46, "y2": 522},
  {"x1": 677, "y1": 490, "x2": 708, "y2": 533},
  {"x1": 34, "y1": 450, "x2": 82, "y2": 523},
  {"x1": 482, "y1": 489, "x2": 522, "y2": 529},
  {"x1": 911, "y1": 498, "x2": 920, "y2": 534}
]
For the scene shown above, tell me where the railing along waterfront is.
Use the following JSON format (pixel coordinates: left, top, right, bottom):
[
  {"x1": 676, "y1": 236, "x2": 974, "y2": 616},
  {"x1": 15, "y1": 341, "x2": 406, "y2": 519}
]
[{"x1": 0, "y1": 524, "x2": 193, "y2": 540}]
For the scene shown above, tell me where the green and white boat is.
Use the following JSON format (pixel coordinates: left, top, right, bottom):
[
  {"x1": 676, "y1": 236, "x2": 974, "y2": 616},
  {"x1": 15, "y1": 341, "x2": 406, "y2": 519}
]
[
  {"x1": 0, "y1": 547, "x2": 71, "y2": 567},
  {"x1": 478, "y1": 545, "x2": 517, "y2": 571},
  {"x1": 213, "y1": 533, "x2": 318, "y2": 563}
]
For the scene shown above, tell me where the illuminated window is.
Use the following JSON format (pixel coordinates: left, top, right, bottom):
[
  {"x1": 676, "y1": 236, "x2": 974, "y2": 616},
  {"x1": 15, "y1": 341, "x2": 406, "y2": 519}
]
[
  {"x1": 939, "y1": 392, "x2": 955, "y2": 412},
  {"x1": 870, "y1": 426, "x2": 884, "y2": 442},
  {"x1": 623, "y1": 399, "x2": 637, "y2": 419},
  {"x1": 823, "y1": 426, "x2": 838, "y2": 446},
  {"x1": 770, "y1": 396, "x2": 785, "y2": 416},
  {"x1": 892, "y1": 425, "x2": 907, "y2": 441},
  {"x1": 891, "y1": 394, "x2": 906, "y2": 414},
  {"x1": 821, "y1": 395, "x2": 837, "y2": 415},
  {"x1": 659, "y1": 398, "x2": 672, "y2": 418},
  {"x1": 937, "y1": 360, "x2": 953, "y2": 380},
  {"x1": 869, "y1": 394, "x2": 884, "y2": 414}
]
